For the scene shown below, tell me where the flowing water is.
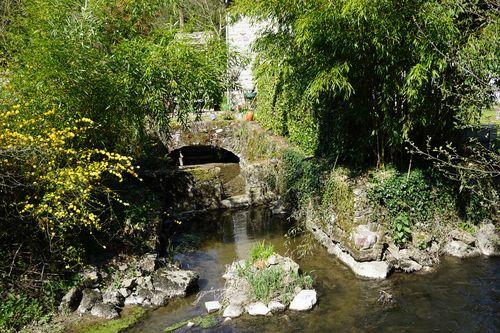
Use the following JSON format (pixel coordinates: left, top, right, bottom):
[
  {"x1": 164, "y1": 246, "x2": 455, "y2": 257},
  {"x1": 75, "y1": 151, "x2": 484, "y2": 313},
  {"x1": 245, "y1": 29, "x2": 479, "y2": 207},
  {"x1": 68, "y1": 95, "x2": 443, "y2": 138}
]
[{"x1": 127, "y1": 208, "x2": 499, "y2": 333}]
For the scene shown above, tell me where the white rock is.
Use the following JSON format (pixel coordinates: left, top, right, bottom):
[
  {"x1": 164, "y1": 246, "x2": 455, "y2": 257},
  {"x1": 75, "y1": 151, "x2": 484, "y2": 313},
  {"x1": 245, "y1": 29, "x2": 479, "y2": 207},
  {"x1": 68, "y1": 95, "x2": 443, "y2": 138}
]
[
  {"x1": 289, "y1": 290, "x2": 317, "y2": 311},
  {"x1": 123, "y1": 294, "x2": 146, "y2": 306},
  {"x1": 268, "y1": 301, "x2": 285, "y2": 312},
  {"x1": 247, "y1": 302, "x2": 270, "y2": 316},
  {"x1": 353, "y1": 225, "x2": 378, "y2": 250},
  {"x1": 118, "y1": 288, "x2": 131, "y2": 298},
  {"x1": 443, "y1": 240, "x2": 479, "y2": 258},
  {"x1": 267, "y1": 255, "x2": 278, "y2": 265},
  {"x1": 205, "y1": 301, "x2": 221, "y2": 313},
  {"x1": 102, "y1": 290, "x2": 124, "y2": 306},
  {"x1": 223, "y1": 304, "x2": 243, "y2": 318},
  {"x1": 477, "y1": 223, "x2": 499, "y2": 256},
  {"x1": 90, "y1": 302, "x2": 119, "y2": 319},
  {"x1": 398, "y1": 259, "x2": 423, "y2": 273},
  {"x1": 311, "y1": 226, "x2": 389, "y2": 279},
  {"x1": 186, "y1": 321, "x2": 195, "y2": 328},
  {"x1": 121, "y1": 278, "x2": 136, "y2": 289}
]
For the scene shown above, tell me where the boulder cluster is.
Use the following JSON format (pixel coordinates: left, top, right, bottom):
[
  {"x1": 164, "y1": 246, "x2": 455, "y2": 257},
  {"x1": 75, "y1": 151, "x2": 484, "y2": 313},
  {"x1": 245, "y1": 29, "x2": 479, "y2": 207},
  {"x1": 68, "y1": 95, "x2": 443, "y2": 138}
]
[
  {"x1": 205, "y1": 254, "x2": 317, "y2": 319},
  {"x1": 59, "y1": 253, "x2": 198, "y2": 319}
]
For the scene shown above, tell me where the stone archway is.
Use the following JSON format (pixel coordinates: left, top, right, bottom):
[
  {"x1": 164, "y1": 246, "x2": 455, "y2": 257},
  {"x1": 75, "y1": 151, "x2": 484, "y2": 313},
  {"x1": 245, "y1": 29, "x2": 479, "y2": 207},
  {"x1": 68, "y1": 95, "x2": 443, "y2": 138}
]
[
  {"x1": 167, "y1": 121, "x2": 284, "y2": 212},
  {"x1": 168, "y1": 145, "x2": 247, "y2": 201}
]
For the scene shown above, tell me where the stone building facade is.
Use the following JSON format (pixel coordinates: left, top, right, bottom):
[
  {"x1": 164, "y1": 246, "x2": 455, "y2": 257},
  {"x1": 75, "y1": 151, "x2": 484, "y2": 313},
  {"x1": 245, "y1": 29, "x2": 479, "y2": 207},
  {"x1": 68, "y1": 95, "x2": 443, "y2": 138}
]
[{"x1": 226, "y1": 15, "x2": 263, "y2": 106}]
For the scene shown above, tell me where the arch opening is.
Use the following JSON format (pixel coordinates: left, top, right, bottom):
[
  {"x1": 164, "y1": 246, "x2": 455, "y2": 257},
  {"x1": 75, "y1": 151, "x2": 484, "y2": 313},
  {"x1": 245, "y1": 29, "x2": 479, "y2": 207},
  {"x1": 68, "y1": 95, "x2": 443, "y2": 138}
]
[{"x1": 168, "y1": 145, "x2": 240, "y2": 166}]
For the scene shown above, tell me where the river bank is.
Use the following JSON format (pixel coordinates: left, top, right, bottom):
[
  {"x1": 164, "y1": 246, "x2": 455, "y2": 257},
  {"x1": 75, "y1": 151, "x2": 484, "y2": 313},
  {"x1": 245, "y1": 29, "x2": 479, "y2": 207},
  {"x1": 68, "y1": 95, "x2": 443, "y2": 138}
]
[
  {"x1": 23, "y1": 206, "x2": 499, "y2": 333},
  {"x1": 126, "y1": 207, "x2": 499, "y2": 333}
]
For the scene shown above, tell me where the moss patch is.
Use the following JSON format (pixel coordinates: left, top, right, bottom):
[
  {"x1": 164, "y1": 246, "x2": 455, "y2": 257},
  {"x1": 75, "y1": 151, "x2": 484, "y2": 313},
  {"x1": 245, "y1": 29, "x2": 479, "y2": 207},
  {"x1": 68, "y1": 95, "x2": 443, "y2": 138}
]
[
  {"x1": 183, "y1": 166, "x2": 220, "y2": 182},
  {"x1": 71, "y1": 307, "x2": 146, "y2": 333},
  {"x1": 164, "y1": 314, "x2": 218, "y2": 332}
]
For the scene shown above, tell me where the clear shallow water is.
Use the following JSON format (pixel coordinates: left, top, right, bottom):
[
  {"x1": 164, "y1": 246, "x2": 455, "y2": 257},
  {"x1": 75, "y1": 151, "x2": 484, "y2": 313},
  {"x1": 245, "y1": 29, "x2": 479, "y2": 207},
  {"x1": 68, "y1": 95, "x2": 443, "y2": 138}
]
[{"x1": 127, "y1": 208, "x2": 499, "y2": 333}]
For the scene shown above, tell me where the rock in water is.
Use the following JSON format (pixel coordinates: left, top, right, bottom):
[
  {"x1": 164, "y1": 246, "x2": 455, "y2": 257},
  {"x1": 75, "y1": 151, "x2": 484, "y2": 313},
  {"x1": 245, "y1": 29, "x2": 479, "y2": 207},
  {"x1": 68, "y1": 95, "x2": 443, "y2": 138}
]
[
  {"x1": 223, "y1": 304, "x2": 243, "y2": 318},
  {"x1": 268, "y1": 301, "x2": 286, "y2": 313},
  {"x1": 150, "y1": 291, "x2": 170, "y2": 306},
  {"x1": 205, "y1": 301, "x2": 221, "y2": 313},
  {"x1": 151, "y1": 268, "x2": 199, "y2": 297},
  {"x1": 443, "y1": 240, "x2": 479, "y2": 258},
  {"x1": 477, "y1": 223, "x2": 499, "y2": 256},
  {"x1": 289, "y1": 290, "x2": 317, "y2": 311},
  {"x1": 90, "y1": 302, "x2": 119, "y2": 319},
  {"x1": 246, "y1": 302, "x2": 270, "y2": 316}
]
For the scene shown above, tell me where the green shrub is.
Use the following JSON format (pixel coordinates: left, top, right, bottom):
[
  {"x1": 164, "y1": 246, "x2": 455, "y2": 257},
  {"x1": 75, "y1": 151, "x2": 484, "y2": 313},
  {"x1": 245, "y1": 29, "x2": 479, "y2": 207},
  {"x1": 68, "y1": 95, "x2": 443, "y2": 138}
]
[
  {"x1": 392, "y1": 213, "x2": 412, "y2": 246},
  {"x1": 0, "y1": 294, "x2": 44, "y2": 333},
  {"x1": 3, "y1": 0, "x2": 231, "y2": 156},
  {"x1": 279, "y1": 149, "x2": 325, "y2": 205},
  {"x1": 0, "y1": 278, "x2": 73, "y2": 333},
  {"x1": 368, "y1": 168, "x2": 458, "y2": 245},
  {"x1": 250, "y1": 241, "x2": 274, "y2": 262},
  {"x1": 234, "y1": 0, "x2": 498, "y2": 165},
  {"x1": 237, "y1": 262, "x2": 313, "y2": 304},
  {"x1": 321, "y1": 169, "x2": 354, "y2": 231}
]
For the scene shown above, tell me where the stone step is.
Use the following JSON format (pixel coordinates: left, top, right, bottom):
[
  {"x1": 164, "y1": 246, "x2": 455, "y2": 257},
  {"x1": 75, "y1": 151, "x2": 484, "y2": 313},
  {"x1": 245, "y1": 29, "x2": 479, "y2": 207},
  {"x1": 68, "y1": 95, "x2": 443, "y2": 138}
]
[{"x1": 221, "y1": 194, "x2": 251, "y2": 209}]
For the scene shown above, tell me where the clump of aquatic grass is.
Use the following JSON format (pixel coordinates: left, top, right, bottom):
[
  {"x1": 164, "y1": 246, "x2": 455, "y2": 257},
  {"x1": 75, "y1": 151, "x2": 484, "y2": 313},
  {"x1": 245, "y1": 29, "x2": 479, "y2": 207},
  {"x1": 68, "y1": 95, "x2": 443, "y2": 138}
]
[
  {"x1": 236, "y1": 243, "x2": 314, "y2": 304},
  {"x1": 237, "y1": 263, "x2": 313, "y2": 304},
  {"x1": 164, "y1": 314, "x2": 218, "y2": 332},
  {"x1": 239, "y1": 265, "x2": 284, "y2": 303},
  {"x1": 250, "y1": 241, "x2": 274, "y2": 262}
]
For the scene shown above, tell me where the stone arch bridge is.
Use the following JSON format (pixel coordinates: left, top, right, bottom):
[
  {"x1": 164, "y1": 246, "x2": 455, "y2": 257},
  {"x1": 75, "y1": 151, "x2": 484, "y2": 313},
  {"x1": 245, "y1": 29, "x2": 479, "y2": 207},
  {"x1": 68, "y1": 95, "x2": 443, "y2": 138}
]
[{"x1": 166, "y1": 120, "x2": 287, "y2": 212}]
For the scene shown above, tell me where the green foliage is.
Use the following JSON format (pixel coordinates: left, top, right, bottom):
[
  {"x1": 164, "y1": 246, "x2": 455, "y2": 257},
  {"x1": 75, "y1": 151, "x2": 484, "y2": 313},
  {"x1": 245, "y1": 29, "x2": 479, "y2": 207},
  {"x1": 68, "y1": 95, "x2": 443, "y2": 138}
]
[
  {"x1": 74, "y1": 307, "x2": 146, "y2": 333},
  {"x1": 0, "y1": 278, "x2": 72, "y2": 333},
  {"x1": 164, "y1": 314, "x2": 218, "y2": 332},
  {"x1": 3, "y1": 0, "x2": 230, "y2": 156},
  {"x1": 409, "y1": 139, "x2": 498, "y2": 223},
  {"x1": 458, "y1": 222, "x2": 476, "y2": 235},
  {"x1": 0, "y1": 294, "x2": 44, "y2": 333},
  {"x1": 393, "y1": 213, "x2": 412, "y2": 246},
  {"x1": 368, "y1": 168, "x2": 458, "y2": 245},
  {"x1": 237, "y1": 262, "x2": 313, "y2": 304},
  {"x1": 234, "y1": 0, "x2": 499, "y2": 165},
  {"x1": 0, "y1": 1, "x2": 232, "y2": 330},
  {"x1": 279, "y1": 149, "x2": 324, "y2": 205},
  {"x1": 239, "y1": 265, "x2": 284, "y2": 303},
  {"x1": 321, "y1": 169, "x2": 354, "y2": 231},
  {"x1": 233, "y1": 122, "x2": 281, "y2": 162},
  {"x1": 250, "y1": 241, "x2": 274, "y2": 262}
]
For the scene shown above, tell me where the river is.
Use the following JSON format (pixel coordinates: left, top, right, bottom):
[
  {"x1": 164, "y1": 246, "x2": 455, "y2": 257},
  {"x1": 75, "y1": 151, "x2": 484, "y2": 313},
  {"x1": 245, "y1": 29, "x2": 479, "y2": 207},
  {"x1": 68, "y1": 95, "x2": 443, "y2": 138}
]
[{"x1": 127, "y1": 208, "x2": 499, "y2": 333}]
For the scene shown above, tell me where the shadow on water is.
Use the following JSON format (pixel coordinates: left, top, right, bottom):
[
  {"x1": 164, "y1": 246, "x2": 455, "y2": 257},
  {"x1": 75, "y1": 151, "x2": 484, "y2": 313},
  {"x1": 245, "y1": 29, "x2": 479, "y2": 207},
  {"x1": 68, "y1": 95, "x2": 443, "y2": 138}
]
[{"x1": 126, "y1": 208, "x2": 499, "y2": 333}]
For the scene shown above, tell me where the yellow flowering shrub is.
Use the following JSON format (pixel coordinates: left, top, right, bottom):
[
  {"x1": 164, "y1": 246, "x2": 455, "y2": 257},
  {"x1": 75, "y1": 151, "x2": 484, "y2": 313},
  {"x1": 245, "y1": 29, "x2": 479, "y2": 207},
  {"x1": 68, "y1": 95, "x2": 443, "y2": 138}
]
[{"x1": 0, "y1": 104, "x2": 137, "y2": 264}]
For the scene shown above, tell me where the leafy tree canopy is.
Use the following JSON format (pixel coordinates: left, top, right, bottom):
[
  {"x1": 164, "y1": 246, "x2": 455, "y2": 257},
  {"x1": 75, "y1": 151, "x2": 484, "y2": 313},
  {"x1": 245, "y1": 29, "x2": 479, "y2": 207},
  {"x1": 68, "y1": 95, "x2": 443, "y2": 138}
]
[{"x1": 233, "y1": 0, "x2": 499, "y2": 165}]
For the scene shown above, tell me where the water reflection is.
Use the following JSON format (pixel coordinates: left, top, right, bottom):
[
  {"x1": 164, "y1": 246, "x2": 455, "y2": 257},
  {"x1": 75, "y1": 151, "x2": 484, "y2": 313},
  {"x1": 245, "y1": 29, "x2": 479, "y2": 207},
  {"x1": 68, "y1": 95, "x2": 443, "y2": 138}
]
[{"x1": 127, "y1": 208, "x2": 499, "y2": 333}]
